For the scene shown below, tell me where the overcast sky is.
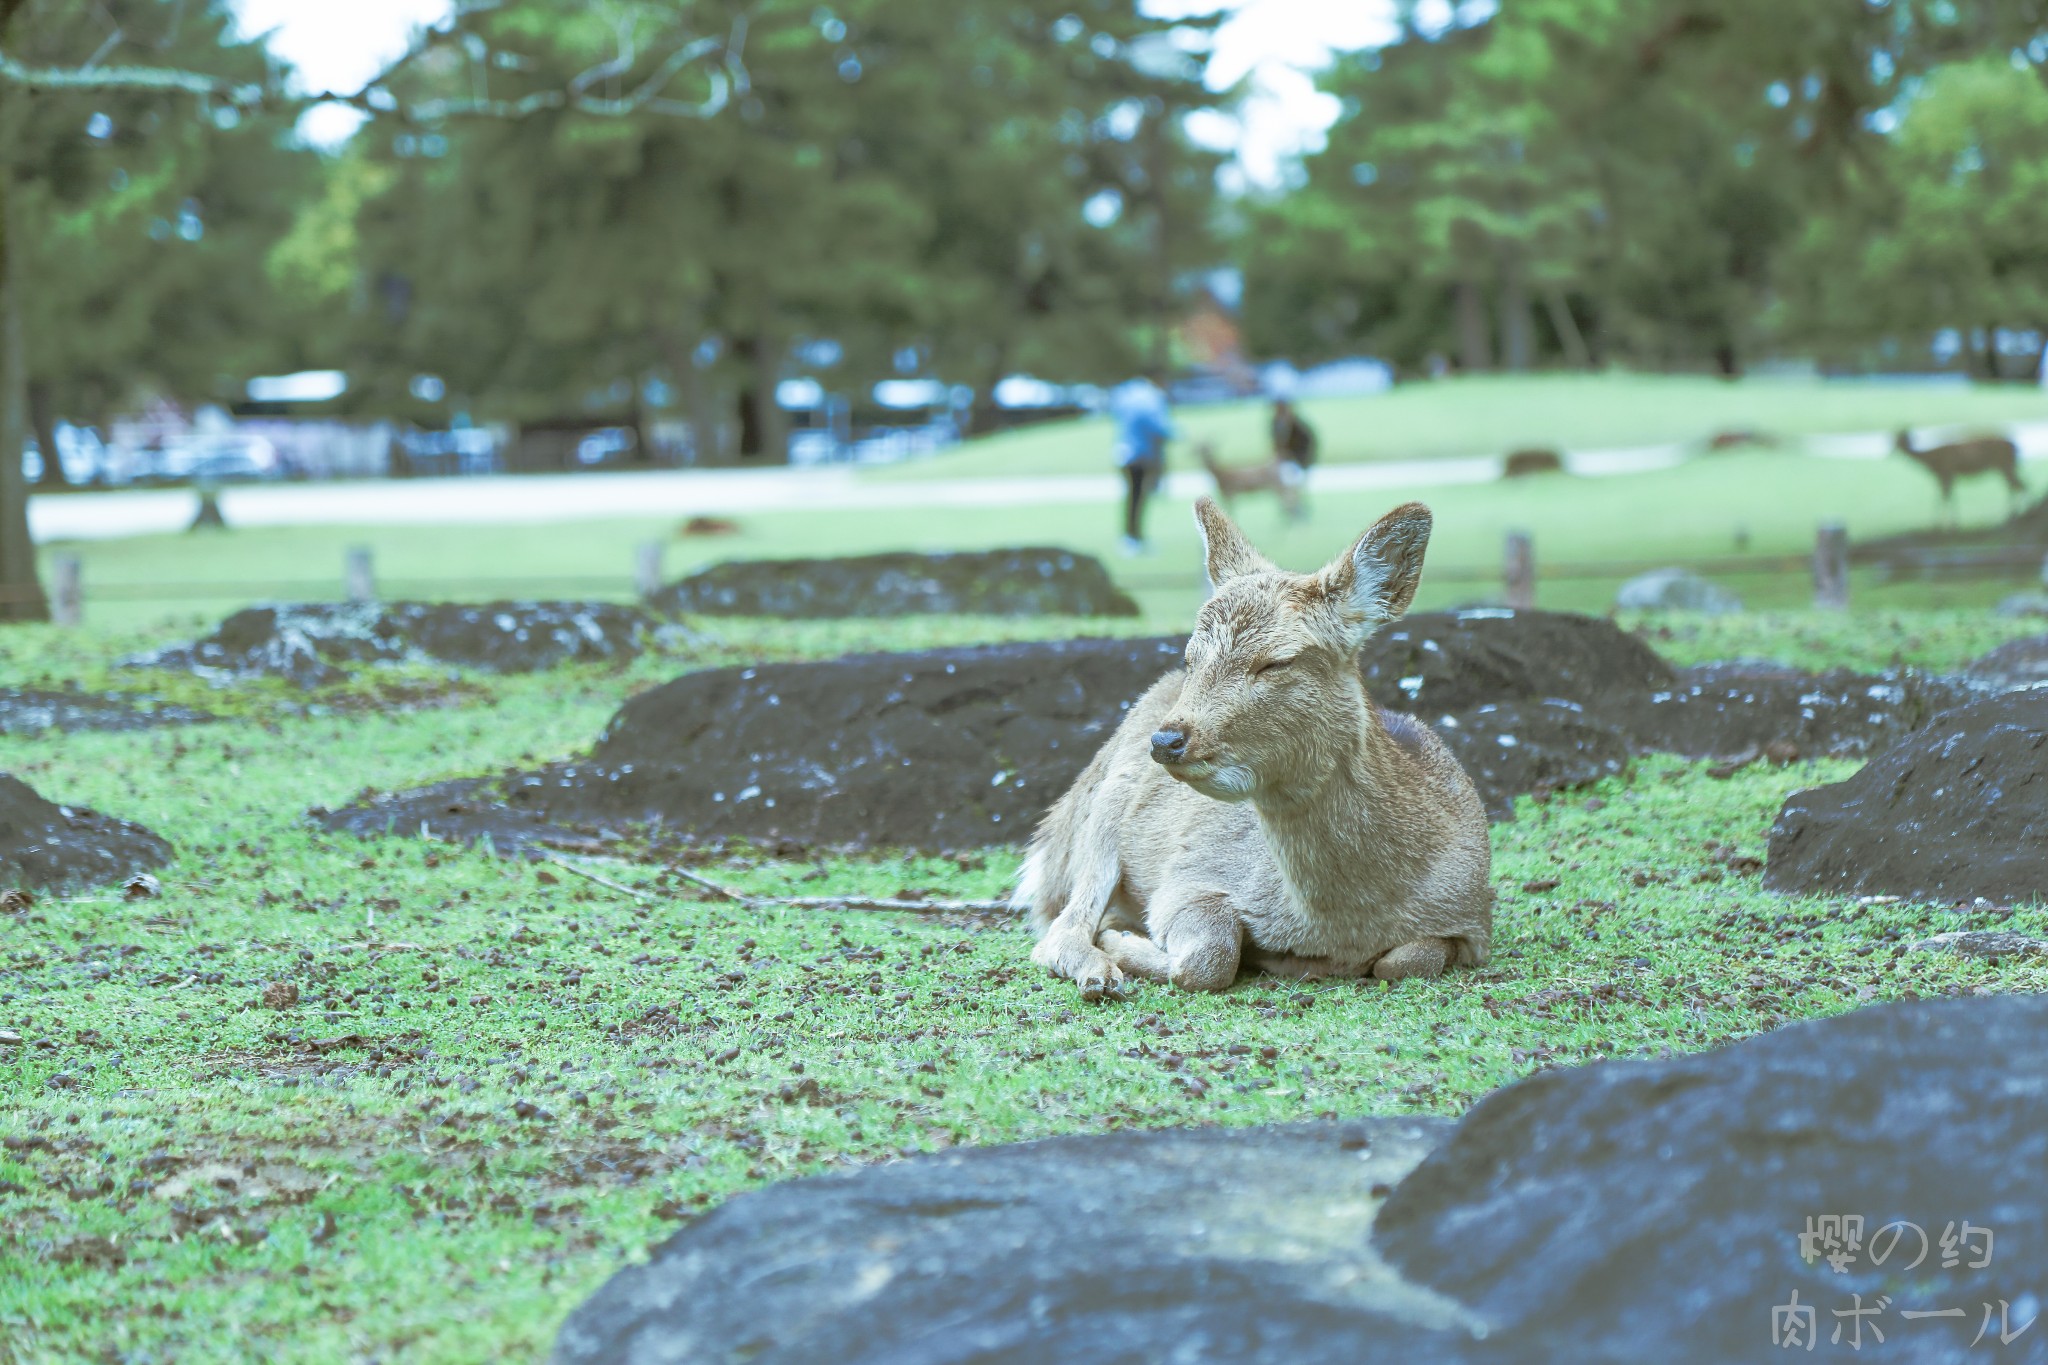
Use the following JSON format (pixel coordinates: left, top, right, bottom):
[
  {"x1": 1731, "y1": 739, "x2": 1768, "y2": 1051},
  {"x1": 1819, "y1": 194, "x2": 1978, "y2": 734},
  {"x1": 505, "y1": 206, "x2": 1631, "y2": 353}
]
[{"x1": 228, "y1": 0, "x2": 1392, "y2": 186}]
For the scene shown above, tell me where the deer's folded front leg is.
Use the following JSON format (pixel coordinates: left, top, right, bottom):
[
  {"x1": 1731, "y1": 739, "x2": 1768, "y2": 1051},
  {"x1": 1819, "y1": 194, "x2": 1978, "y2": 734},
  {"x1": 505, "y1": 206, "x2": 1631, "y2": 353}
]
[
  {"x1": 1030, "y1": 904, "x2": 1125, "y2": 1000},
  {"x1": 1101, "y1": 889, "x2": 1242, "y2": 992}
]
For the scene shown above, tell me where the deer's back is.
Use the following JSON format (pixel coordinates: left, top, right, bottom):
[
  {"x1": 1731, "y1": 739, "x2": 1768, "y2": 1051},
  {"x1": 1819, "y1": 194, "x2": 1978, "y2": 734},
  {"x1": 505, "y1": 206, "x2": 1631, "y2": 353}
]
[{"x1": 1913, "y1": 437, "x2": 2018, "y2": 475}]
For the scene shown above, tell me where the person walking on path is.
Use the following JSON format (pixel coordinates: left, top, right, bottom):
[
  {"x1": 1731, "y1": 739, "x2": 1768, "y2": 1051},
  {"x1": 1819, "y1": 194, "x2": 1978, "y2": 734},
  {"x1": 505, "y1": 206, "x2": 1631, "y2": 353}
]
[{"x1": 1110, "y1": 376, "x2": 1173, "y2": 555}]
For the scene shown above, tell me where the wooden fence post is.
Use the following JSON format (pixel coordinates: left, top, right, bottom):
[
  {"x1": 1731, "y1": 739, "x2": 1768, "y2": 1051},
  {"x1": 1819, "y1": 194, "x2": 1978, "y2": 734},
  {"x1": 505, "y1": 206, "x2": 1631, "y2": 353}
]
[
  {"x1": 1503, "y1": 530, "x2": 1535, "y2": 609},
  {"x1": 344, "y1": 546, "x2": 377, "y2": 604},
  {"x1": 52, "y1": 554, "x2": 81, "y2": 627},
  {"x1": 1813, "y1": 523, "x2": 1849, "y2": 610},
  {"x1": 635, "y1": 541, "x2": 665, "y2": 599}
]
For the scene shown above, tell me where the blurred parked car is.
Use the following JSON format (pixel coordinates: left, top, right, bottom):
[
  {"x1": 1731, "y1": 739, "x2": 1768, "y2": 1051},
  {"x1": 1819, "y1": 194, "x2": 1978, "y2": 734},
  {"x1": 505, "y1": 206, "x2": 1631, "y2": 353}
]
[
  {"x1": 124, "y1": 432, "x2": 282, "y2": 484},
  {"x1": 574, "y1": 427, "x2": 638, "y2": 467},
  {"x1": 20, "y1": 423, "x2": 112, "y2": 485}
]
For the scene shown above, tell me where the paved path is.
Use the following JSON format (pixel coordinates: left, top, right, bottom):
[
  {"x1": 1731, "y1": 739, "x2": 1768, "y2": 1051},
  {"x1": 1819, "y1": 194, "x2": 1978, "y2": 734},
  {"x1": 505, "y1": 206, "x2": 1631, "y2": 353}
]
[{"x1": 29, "y1": 423, "x2": 2048, "y2": 542}]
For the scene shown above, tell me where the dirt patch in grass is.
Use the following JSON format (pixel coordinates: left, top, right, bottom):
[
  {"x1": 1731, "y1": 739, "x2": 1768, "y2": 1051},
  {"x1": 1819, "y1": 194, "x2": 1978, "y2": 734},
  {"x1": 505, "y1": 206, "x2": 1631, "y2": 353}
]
[
  {"x1": 0, "y1": 689, "x2": 216, "y2": 737},
  {"x1": 128, "y1": 601, "x2": 679, "y2": 689},
  {"x1": 0, "y1": 773, "x2": 174, "y2": 894},
  {"x1": 1767, "y1": 689, "x2": 2048, "y2": 902},
  {"x1": 324, "y1": 610, "x2": 1997, "y2": 852},
  {"x1": 652, "y1": 547, "x2": 1141, "y2": 619}
]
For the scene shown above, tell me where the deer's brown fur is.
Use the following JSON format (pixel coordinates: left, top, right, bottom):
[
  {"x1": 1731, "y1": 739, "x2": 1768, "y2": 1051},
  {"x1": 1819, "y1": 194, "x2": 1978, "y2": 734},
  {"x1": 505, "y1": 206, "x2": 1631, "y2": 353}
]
[
  {"x1": 1199, "y1": 441, "x2": 1304, "y2": 521},
  {"x1": 1894, "y1": 428, "x2": 2024, "y2": 522},
  {"x1": 1020, "y1": 497, "x2": 1493, "y2": 997}
]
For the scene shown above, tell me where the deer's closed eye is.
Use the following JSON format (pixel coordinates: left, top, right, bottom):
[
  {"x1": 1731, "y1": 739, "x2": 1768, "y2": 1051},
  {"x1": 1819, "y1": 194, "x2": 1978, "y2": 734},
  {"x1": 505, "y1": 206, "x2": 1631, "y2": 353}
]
[{"x1": 1253, "y1": 657, "x2": 1295, "y2": 678}]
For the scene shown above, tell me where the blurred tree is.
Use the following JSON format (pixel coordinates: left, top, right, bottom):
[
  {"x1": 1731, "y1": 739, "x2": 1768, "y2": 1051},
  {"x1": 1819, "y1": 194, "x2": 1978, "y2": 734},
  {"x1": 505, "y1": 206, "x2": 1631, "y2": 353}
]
[
  {"x1": 337, "y1": 0, "x2": 1220, "y2": 459},
  {"x1": 1783, "y1": 55, "x2": 2048, "y2": 377},
  {"x1": 0, "y1": 0, "x2": 290, "y2": 617},
  {"x1": 1239, "y1": 0, "x2": 2048, "y2": 378},
  {"x1": 0, "y1": 0, "x2": 742, "y2": 619}
]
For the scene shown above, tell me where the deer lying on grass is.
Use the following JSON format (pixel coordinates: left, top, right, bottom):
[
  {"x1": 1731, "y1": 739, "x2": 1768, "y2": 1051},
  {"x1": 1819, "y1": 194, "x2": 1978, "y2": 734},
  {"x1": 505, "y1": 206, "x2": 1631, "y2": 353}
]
[
  {"x1": 1199, "y1": 441, "x2": 1305, "y2": 521},
  {"x1": 1020, "y1": 497, "x2": 1493, "y2": 998},
  {"x1": 1895, "y1": 428, "x2": 2024, "y2": 524}
]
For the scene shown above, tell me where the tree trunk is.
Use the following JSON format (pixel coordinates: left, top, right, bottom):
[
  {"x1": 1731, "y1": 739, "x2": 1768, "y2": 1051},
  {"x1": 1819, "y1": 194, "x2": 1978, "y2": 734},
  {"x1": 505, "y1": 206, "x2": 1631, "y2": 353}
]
[
  {"x1": 1497, "y1": 252, "x2": 1533, "y2": 372},
  {"x1": 969, "y1": 339, "x2": 1012, "y2": 437},
  {"x1": 659, "y1": 319, "x2": 722, "y2": 467},
  {"x1": 0, "y1": 165, "x2": 48, "y2": 623},
  {"x1": 28, "y1": 379, "x2": 66, "y2": 488},
  {"x1": 737, "y1": 335, "x2": 782, "y2": 464},
  {"x1": 1455, "y1": 278, "x2": 1493, "y2": 373},
  {"x1": 733, "y1": 334, "x2": 787, "y2": 462},
  {"x1": 1542, "y1": 286, "x2": 1593, "y2": 370}
]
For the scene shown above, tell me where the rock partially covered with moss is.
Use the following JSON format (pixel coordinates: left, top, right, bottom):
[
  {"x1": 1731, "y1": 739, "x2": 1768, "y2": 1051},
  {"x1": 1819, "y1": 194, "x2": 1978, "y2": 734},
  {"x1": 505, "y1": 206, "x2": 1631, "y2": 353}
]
[
  {"x1": 649, "y1": 548, "x2": 1140, "y2": 619},
  {"x1": 129, "y1": 601, "x2": 668, "y2": 688},
  {"x1": 0, "y1": 774, "x2": 174, "y2": 894}
]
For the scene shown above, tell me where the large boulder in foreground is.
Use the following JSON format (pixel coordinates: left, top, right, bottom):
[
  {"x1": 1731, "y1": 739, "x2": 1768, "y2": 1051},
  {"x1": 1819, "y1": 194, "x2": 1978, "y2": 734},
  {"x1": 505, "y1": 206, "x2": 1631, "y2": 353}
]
[
  {"x1": 325, "y1": 610, "x2": 1999, "y2": 852},
  {"x1": 556, "y1": 996, "x2": 2048, "y2": 1363},
  {"x1": 0, "y1": 774, "x2": 174, "y2": 894},
  {"x1": 552, "y1": 1117, "x2": 1466, "y2": 1365},
  {"x1": 1375, "y1": 994, "x2": 2048, "y2": 1360},
  {"x1": 650, "y1": 548, "x2": 1140, "y2": 619},
  {"x1": 129, "y1": 600, "x2": 669, "y2": 688},
  {"x1": 1966, "y1": 634, "x2": 2048, "y2": 691},
  {"x1": 1765, "y1": 690, "x2": 2048, "y2": 903}
]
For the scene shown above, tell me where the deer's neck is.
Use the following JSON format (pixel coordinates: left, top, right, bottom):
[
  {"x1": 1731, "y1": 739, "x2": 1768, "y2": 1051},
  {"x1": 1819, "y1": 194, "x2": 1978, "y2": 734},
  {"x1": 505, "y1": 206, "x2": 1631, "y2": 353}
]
[{"x1": 1248, "y1": 689, "x2": 1424, "y2": 918}]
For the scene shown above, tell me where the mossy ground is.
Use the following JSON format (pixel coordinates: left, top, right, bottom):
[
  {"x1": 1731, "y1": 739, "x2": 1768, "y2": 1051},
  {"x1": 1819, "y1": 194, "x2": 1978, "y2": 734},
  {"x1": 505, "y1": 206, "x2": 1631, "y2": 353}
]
[{"x1": 4, "y1": 610, "x2": 2046, "y2": 1361}]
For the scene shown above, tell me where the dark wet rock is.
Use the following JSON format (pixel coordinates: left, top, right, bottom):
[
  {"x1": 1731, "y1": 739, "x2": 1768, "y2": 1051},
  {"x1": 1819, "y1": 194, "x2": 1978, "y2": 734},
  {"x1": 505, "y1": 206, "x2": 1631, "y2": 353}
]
[
  {"x1": 0, "y1": 773, "x2": 174, "y2": 894},
  {"x1": 1765, "y1": 690, "x2": 2048, "y2": 903},
  {"x1": 1613, "y1": 567, "x2": 1741, "y2": 614},
  {"x1": 1427, "y1": 701, "x2": 1631, "y2": 820},
  {"x1": 650, "y1": 547, "x2": 1140, "y2": 619},
  {"x1": 0, "y1": 689, "x2": 215, "y2": 736},
  {"x1": 1357, "y1": 609, "x2": 1677, "y2": 716},
  {"x1": 323, "y1": 636, "x2": 1187, "y2": 853},
  {"x1": 1911, "y1": 930, "x2": 2048, "y2": 960},
  {"x1": 560, "y1": 996, "x2": 2048, "y2": 1364},
  {"x1": 1615, "y1": 661, "x2": 1989, "y2": 761},
  {"x1": 552, "y1": 1116, "x2": 1469, "y2": 1365},
  {"x1": 129, "y1": 600, "x2": 668, "y2": 688},
  {"x1": 1374, "y1": 995, "x2": 2048, "y2": 1362},
  {"x1": 1965, "y1": 635, "x2": 2048, "y2": 691}
]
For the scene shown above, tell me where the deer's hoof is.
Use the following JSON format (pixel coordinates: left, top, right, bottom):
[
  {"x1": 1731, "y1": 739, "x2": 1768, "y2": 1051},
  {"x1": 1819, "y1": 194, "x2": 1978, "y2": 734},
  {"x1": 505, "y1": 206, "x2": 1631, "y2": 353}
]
[{"x1": 1076, "y1": 962, "x2": 1128, "y2": 1002}]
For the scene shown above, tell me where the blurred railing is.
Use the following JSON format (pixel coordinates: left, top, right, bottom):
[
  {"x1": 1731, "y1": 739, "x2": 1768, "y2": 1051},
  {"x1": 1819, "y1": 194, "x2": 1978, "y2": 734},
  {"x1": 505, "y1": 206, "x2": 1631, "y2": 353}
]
[{"x1": 18, "y1": 526, "x2": 2028, "y2": 624}]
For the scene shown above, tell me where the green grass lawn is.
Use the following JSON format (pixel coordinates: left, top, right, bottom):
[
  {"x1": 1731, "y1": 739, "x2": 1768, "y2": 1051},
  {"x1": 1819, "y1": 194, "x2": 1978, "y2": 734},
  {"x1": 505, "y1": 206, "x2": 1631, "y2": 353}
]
[
  {"x1": 37, "y1": 445, "x2": 2046, "y2": 633},
  {"x1": 870, "y1": 372, "x2": 2048, "y2": 480},
  {"x1": 3, "y1": 610, "x2": 2047, "y2": 1361}
]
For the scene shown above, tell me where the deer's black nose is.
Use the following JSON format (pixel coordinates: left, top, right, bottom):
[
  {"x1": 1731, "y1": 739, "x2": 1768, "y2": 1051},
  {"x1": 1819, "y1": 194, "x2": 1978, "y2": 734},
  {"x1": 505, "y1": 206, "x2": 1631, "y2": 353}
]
[{"x1": 1150, "y1": 728, "x2": 1189, "y2": 764}]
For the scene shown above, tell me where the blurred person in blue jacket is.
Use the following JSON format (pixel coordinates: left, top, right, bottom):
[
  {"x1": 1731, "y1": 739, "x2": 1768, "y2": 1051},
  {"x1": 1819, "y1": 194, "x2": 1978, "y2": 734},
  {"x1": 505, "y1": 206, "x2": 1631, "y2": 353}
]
[{"x1": 1110, "y1": 376, "x2": 1173, "y2": 555}]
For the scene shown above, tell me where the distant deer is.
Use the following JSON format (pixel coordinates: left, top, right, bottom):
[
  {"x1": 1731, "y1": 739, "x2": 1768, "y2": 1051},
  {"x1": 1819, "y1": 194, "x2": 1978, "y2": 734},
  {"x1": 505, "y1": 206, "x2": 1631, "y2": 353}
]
[
  {"x1": 1895, "y1": 428, "x2": 2024, "y2": 524},
  {"x1": 1199, "y1": 441, "x2": 1305, "y2": 522},
  {"x1": 1019, "y1": 497, "x2": 1493, "y2": 998}
]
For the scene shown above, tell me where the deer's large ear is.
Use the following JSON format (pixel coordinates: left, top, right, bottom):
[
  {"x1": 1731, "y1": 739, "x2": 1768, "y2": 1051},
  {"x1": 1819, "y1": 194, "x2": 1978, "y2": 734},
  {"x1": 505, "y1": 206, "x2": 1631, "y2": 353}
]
[
  {"x1": 1194, "y1": 496, "x2": 1273, "y2": 587},
  {"x1": 1318, "y1": 502, "x2": 1431, "y2": 634}
]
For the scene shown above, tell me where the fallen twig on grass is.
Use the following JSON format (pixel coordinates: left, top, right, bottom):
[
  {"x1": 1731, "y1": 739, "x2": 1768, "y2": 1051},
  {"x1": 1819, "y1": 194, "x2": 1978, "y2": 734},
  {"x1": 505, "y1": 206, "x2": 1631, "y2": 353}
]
[
  {"x1": 547, "y1": 856, "x2": 653, "y2": 902},
  {"x1": 667, "y1": 863, "x2": 1017, "y2": 916}
]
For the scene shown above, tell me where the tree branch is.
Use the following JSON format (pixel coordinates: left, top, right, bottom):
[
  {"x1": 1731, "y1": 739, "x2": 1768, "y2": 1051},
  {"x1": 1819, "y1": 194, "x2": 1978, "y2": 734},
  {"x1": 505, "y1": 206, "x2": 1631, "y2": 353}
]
[{"x1": 0, "y1": 13, "x2": 745, "y2": 124}]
